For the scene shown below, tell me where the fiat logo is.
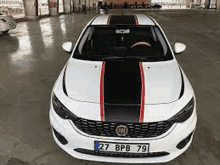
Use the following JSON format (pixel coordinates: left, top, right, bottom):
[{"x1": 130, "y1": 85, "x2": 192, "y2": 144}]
[{"x1": 115, "y1": 125, "x2": 128, "y2": 137}]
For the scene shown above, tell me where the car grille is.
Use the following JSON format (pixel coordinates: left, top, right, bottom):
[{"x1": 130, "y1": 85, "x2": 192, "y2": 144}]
[
  {"x1": 71, "y1": 118, "x2": 173, "y2": 138},
  {"x1": 74, "y1": 148, "x2": 170, "y2": 157}
]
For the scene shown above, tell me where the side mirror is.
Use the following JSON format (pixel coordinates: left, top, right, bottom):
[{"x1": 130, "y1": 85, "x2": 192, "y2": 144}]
[
  {"x1": 62, "y1": 42, "x2": 73, "y2": 54},
  {"x1": 174, "y1": 42, "x2": 186, "y2": 55}
]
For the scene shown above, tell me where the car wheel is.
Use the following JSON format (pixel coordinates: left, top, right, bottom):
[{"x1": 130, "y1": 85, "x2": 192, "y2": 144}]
[{"x1": 3, "y1": 30, "x2": 9, "y2": 34}]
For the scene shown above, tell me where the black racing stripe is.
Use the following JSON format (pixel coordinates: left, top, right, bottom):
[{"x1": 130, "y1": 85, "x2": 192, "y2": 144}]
[
  {"x1": 179, "y1": 67, "x2": 184, "y2": 99},
  {"x1": 63, "y1": 66, "x2": 68, "y2": 96},
  {"x1": 104, "y1": 60, "x2": 142, "y2": 122},
  {"x1": 109, "y1": 15, "x2": 136, "y2": 25},
  {"x1": 104, "y1": 105, "x2": 140, "y2": 122}
]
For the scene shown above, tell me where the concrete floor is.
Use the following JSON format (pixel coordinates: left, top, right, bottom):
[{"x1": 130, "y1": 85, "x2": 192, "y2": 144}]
[{"x1": 0, "y1": 11, "x2": 219, "y2": 165}]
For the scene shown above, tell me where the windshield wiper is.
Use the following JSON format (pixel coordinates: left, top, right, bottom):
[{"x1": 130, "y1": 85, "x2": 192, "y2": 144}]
[
  {"x1": 147, "y1": 56, "x2": 166, "y2": 61},
  {"x1": 129, "y1": 56, "x2": 166, "y2": 61},
  {"x1": 102, "y1": 56, "x2": 149, "y2": 60},
  {"x1": 102, "y1": 56, "x2": 166, "y2": 61},
  {"x1": 102, "y1": 56, "x2": 125, "y2": 60},
  {"x1": 124, "y1": 56, "x2": 149, "y2": 60}
]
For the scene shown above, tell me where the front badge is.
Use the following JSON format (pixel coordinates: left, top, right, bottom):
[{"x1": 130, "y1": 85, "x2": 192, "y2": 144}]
[{"x1": 115, "y1": 125, "x2": 128, "y2": 137}]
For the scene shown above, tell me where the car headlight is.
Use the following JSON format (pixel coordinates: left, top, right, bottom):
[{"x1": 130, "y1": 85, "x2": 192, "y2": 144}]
[
  {"x1": 52, "y1": 93, "x2": 77, "y2": 120},
  {"x1": 168, "y1": 97, "x2": 194, "y2": 123},
  {"x1": 0, "y1": 19, "x2": 6, "y2": 23}
]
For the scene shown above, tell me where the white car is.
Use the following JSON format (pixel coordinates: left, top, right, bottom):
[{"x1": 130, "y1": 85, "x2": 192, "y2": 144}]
[
  {"x1": 0, "y1": 13, "x2": 16, "y2": 33},
  {"x1": 49, "y1": 14, "x2": 197, "y2": 163}
]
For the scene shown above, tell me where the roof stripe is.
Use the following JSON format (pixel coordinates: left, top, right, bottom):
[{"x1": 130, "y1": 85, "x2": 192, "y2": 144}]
[
  {"x1": 133, "y1": 15, "x2": 139, "y2": 25},
  {"x1": 109, "y1": 15, "x2": 136, "y2": 25},
  {"x1": 89, "y1": 15, "x2": 99, "y2": 25},
  {"x1": 91, "y1": 14, "x2": 109, "y2": 25},
  {"x1": 135, "y1": 14, "x2": 155, "y2": 25},
  {"x1": 107, "y1": 15, "x2": 111, "y2": 25},
  {"x1": 91, "y1": 14, "x2": 155, "y2": 26}
]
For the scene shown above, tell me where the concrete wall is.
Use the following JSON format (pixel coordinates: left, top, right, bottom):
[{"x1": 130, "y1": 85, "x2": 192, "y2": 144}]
[
  {"x1": 81, "y1": 0, "x2": 98, "y2": 9},
  {"x1": 186, "y1": 0, "x2": 192, "y2": 7},
  {"x1": 217, "y1": 0, "x2": 220, "y2": 9},
  {"x1": 23, "y1": 0, "x2": 60, "y2": 19},
  {"x1": 109, "y1": 8, "x2": 220, "y2": 14},
  {"x1": 63, "y1": 0, "x2": 71, "y2": 13},
  {"x1": 73, "y1": 0, "x2": 98, "y2": 12},
  {"x1": 194, "y1": 0, "x2": 201, "y2": 4},
  {"x1": 48, "y1": 0, "x2": 59, "y2": 15},
  {"x1": 22, "y1": 0, "x2": 101, "y2": 19},
  {"x1": 20, "y1": 0, "x2": 220, "y2": 20},
  {"x1": 204, "y1": 0, "x2": 211, "y2": 8}
]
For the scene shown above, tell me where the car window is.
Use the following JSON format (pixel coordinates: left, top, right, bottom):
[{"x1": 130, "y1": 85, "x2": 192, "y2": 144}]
[
  {"x1": 78, "y1": 26, "x2": 92, "y2": 54},
  {"x1": 151, "y1": 27, "x2": 157, "y2": 41},
  {"x1": 154, "y1": 27, "x2": 168, "y2": 55},
  {"x1": 74, "y1": 25, "x2": 173, "y2": 61}
]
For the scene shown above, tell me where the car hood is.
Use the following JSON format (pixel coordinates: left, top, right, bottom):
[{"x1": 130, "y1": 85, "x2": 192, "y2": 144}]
[{"x1": 65, "y1": 58, "x2": 182, "y2": 105}]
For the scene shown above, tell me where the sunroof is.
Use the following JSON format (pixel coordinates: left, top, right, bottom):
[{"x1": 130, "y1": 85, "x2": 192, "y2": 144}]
[{"x1": 109, "y1": 15, "x2": 136, "y2": 25}]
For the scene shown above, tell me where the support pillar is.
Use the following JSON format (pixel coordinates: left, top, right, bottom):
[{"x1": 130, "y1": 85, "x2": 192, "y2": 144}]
[
  {"x1": 186, "y1": 0, "x2": 191, "y2": 7},
  {"x1": 63, "y1": 0, "x2": 71, "y2": 13},
  {"x1": 48, "y1": 0, "x2": 59, "y2": 16},
  {"x1": 77, "y1": 0, "x2": 81, "y2": 13},
  {"x1": 204, "y1": 0, "x2": 211, "y2": 8},
  {"x1": 194, "y1": 0, "x2": 201, "y2": 4},
  {"x1": 23, "y1": 0, "x2": 40, "y2": 20},
  {"x1": 217, "y1": 0, "x2": 220, "y2": 9}
]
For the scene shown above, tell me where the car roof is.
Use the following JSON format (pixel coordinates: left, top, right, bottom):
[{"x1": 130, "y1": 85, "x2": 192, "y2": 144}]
[{"x1": 91, "y1": 14, "x2": 155, "y2": 26}]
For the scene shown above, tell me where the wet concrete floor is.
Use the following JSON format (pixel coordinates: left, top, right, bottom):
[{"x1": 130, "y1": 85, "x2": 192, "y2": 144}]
[{"x1": 0, "y1": 11, "x2": 219, "y2": 165}]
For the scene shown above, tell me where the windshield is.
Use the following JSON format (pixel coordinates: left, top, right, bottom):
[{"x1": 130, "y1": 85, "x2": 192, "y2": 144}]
[{"x1": 73, "y1": 25, "x2": 173, "y2": 61}]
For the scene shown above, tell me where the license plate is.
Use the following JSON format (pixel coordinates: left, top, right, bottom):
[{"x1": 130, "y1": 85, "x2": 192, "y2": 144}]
[{"x1": 94, "y1": 141, "x2": 149, "y2": 153}]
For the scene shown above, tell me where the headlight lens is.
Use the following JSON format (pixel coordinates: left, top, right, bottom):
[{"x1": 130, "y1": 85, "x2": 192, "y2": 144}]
[
  {"x1": 52, "y1": 93, "x2": 77, "y2": 120},
  {"x1": 168, "y1": 97, "x2": 194, "y2": 123},
  {"x1": 0, "y1": 19, "x2": 6, "y2": 23}
]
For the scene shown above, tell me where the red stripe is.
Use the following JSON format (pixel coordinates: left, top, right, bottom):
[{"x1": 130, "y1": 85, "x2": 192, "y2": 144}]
[
  {"x1": 107, "y1": 15, "x2": 111, "y2": 25},
  {"x1": 107, "y1": 15, "x2": 109, "y2": 25},
  {"x1": 139, "y1": 62, "x2": 145, "y2": 123},
  {"x1": 100, "y1": 62, "x2": 105, "y2": 121},
  {"x1": 134, "y1": 15, "x2": 138, "y2": 25}
]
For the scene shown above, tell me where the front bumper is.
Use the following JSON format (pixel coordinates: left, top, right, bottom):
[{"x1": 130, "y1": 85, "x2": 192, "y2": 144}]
[{"x1": 49, "y1": 105, "x2": 197, "y2": 164}]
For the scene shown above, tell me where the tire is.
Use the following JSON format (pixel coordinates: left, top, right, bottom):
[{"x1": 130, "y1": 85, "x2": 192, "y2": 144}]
[{"x1": 3, "y1": 30, "x2": 9, "y2": 34}]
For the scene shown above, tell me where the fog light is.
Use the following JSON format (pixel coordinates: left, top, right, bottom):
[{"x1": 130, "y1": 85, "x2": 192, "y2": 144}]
[
  {"x1": 53, "y1": 128, "x2": 68, "y2": 145},
  {"x1": 176, "y1": 131, "x2": 194, "y2": 150}
]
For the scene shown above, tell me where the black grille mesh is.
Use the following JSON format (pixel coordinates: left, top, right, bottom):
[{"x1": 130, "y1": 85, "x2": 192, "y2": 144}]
[
  {"x1": 74, "y1": 148, "x2": 170, "y2": 158},
  {"x1": 71, "y1": 118, "x2": 173, "y2": 138}
]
